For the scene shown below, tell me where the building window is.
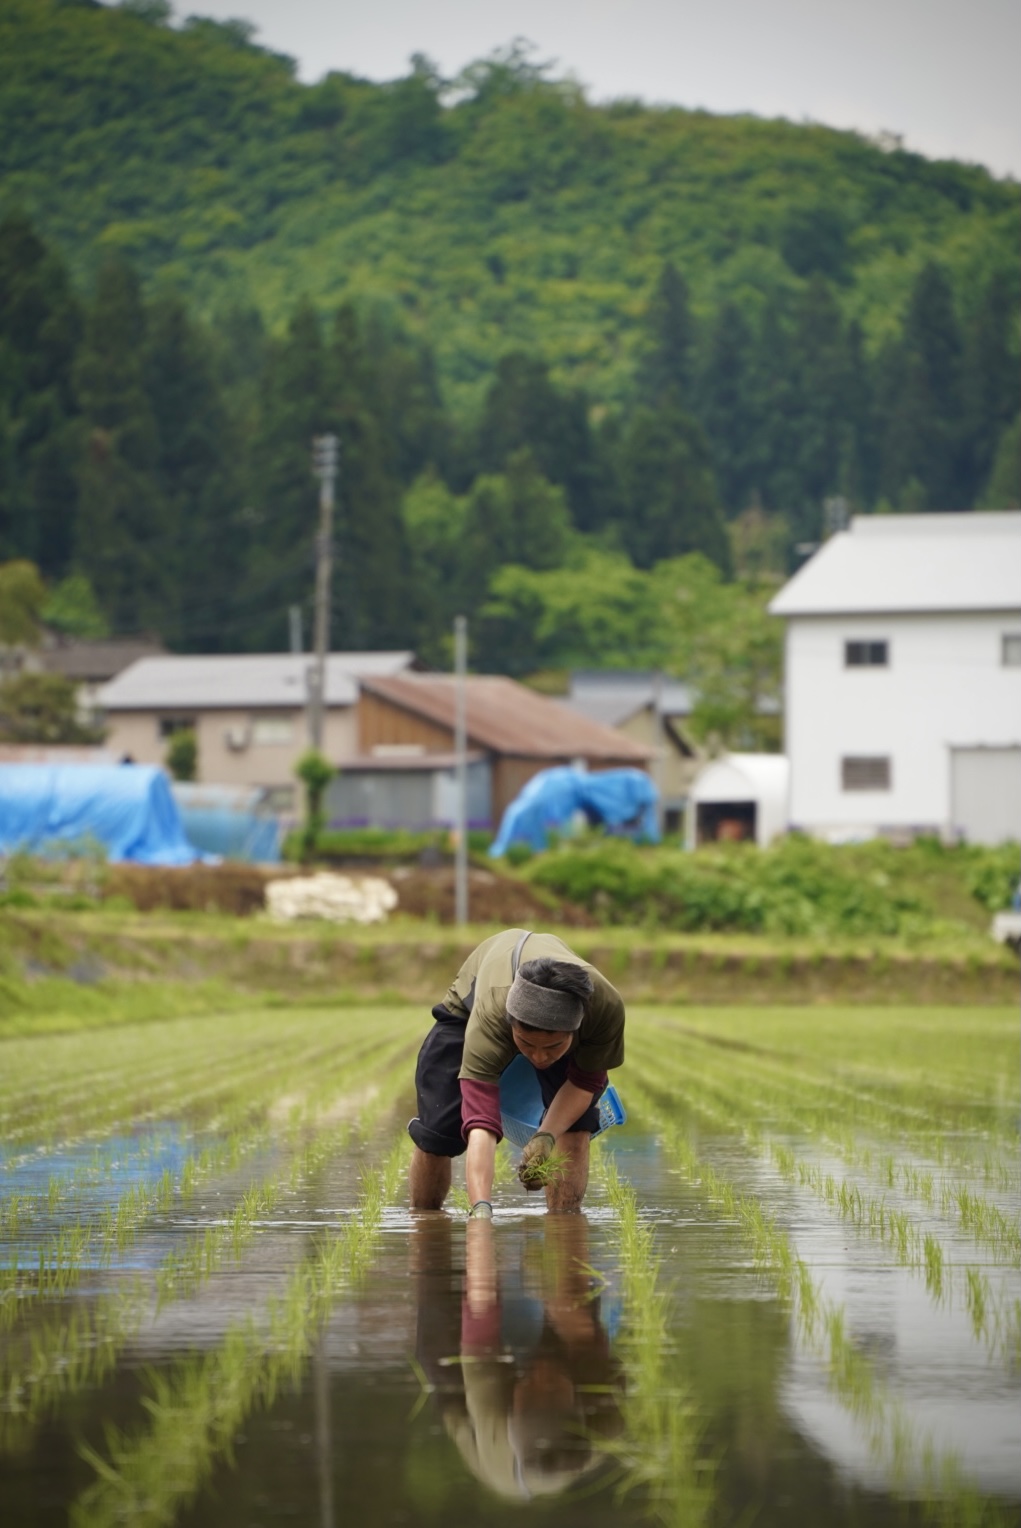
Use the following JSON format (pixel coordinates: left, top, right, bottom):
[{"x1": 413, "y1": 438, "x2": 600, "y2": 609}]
[
  {"x1": 159, "y1": 716, "x2": 196, "y2": 738},
  {"x1": 845, "y1": 640, "x2": 888, "y2": 668},
  {"x1": 842, "y1": 756, "x2": 891, "y2": 791},
  {"x1": 252, "y1": 716, "x2": 295, "y2": 746},
  {"x1": 1002, "y1": 634, "x2": 1021, "y2": 667}
]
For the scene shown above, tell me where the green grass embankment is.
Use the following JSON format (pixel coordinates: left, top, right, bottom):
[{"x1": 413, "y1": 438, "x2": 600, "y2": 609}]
[{"x1": 0, "y1": 906, "x2": 1015, "y2": 1039}]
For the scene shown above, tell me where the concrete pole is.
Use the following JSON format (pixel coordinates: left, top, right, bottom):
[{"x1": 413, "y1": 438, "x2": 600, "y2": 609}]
[
  {"x1": 454, "y1": 614, "x2": 469, "y2": 926},
  {"x1": 308, "y1": 434, "x2": 338, "y2": 750}
]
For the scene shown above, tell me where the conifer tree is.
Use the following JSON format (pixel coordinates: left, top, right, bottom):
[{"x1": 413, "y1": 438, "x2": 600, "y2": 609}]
[
  {"x1": 73, "y1": 257, "x2": 171, "y2": 633},
  {"x1": 0, "y1": 215, "x2": 82, "y2": 571},
  {"x1": 638, "y1": 261, "x2": 695, "y2": 409},
  {"x1": 474, "y1": 352, "x2": 595, "y2": 528},
  {"x1": 697, "y1": 302, "x2": 757, "y2": 515},
  {"x1": 145, "y1": 295, "x2": 245, "y2": 650},
  {"x1": 880, "y1": 262, "x2": 965, "y2": 509},
  {"x1": 616, "y1": 404, "x2": 731, "y2": 574},
  {"x1": 962, "y1": 272, "x2": 1020, "y2": 502}
]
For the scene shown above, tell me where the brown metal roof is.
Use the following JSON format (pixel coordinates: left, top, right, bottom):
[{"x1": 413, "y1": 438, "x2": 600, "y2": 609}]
[{"x1": 360, "y1": 675, "x2": 654, "y2": 762}]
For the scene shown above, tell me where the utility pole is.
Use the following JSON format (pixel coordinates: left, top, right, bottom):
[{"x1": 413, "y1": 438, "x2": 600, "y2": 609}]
[
  {"x1": 454, "y1": 614, "x2": 469, "y2": 926},
  {"x1": 308, "y1": 434, "x2": 339, "y2": 750}
]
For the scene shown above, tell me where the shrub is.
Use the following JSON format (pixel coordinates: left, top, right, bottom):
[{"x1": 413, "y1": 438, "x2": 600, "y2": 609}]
[{"x1": 524, "y1": 835, "x2": 964, "y2": 938}]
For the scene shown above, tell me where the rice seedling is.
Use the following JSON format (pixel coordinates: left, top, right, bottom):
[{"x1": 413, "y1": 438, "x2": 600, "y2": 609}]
[
  {"x1": 622, "y1": 1072, "x2": 1013, "y2": 1526},
  {"x1": 595, "y1": 1152, "x2": 716, "y2": 1528},
  {"x1": 518, "y1": 1143, "x2": 573, "y2": 1188},
  {"x1": 0, "y1": 1023, "x2": 416, "y2": 1434},
  {"x1": 69, "y1": 1137, "x2": 410, "y2": 1528}
]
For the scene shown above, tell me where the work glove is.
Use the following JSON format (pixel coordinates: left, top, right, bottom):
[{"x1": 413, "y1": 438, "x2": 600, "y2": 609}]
[
  {"x1": 468, "y1": 1200, "x2": 493, "y2": 1220},
  {"x1": 518, "y1": 1130, "x2": 556, "y2": 1190}
]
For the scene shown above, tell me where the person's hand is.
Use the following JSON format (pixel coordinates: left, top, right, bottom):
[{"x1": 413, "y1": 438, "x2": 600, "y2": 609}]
[{"x1": 518, "y1": 1131, "x2": 556, "y2": 1190}]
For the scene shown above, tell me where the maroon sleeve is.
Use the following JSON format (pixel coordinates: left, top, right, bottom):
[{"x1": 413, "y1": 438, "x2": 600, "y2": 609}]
[
  {"x1": 461, "y1": 1296, "x2": 502, "y2": 1353},
  {"x1": 568, "y1": 1059, "x2": 608, "y2": 1095},
  {"x1": 460, "y1": 1079, "x2": 503, "y2": 1142}
]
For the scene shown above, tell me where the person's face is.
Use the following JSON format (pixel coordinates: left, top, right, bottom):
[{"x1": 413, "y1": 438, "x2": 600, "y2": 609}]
[{"x1": 511, "y1": 1024, "x2": 573, "y2": 1069}]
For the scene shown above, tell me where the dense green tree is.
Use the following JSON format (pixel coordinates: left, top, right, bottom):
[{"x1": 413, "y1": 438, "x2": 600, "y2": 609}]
[
  {"x1": 697, "y1": 303, "x2": 758, "y2": 515},
  {"x1": 0, "y1": 214, "x2": 82, "y2": 571},
  {"x1": 326, "y1": 305, "x2": 415, "y2": 649},
  {"x1": 474, "y1": 353, "x2": 595, "y2": 528},
  {"x1": 638, "y1": 262, "x2": 696, "y2": 410},
  {"x1": 880, "y1": 262, "x2": 965, "y2": 510},
  {"x1": 462, "y1": 449, "x2": 576, "y2": 592},
  {"x1": 40, "y1": 571, "x2": 108, "y2": 639},
  {"x1": 73, "y1": 257, "x2": 172, "y2": 632},
  {"x1": 0, "y1": 557, "x2": 46, "y2": 647},
  {"x1": 0, "y1": 670, "x2": 100, "y2": 744},
  {"x1": 615, "y1": 405, "x2": 731, "y2": 574},
  {"x1": 980, "y1": 415, "x2": 1020, "y2": 508},
  {"x1": 962, "y1": 273, "x2": 1020, "y2": 502},
  {"x1": 145, "y1": 295, "x2": 246, "y2": 650}
]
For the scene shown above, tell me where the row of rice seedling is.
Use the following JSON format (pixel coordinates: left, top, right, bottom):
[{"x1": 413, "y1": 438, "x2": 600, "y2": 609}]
[
  {"x1": 68, "y1": 1138, "x2": 410, "y2": 1528},
  {"x1": 0, "y1": 1007, "x2": 410, "y2": 1153},
  {"x1": 630, "y1": 1010, "x2": 1019, "y2": 1186},
  {"x1": 594, "y1": 1150, "x2": 716, "y2": 1528},
  {"x1": 0, "y1": 1019, "x2": 417, "y2": 1442},
  {"x1": 0, "y1": 1020, "x2": 417, "y2": 1338},
  {"x1": 624, "y1": 1036, "x2": 1021, "y2": 1362},
  {"x1": 628, "y1": 1033, "x2": 1021, "y2": 1268},
  {"x1": 620, "y1": 1067, "x2": 1012, "y2": 1528}
]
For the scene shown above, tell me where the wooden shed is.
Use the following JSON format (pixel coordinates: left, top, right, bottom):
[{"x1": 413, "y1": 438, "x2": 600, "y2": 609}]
[{"x1": 357, "y1": 674, "x2": 654, "y2": 826}]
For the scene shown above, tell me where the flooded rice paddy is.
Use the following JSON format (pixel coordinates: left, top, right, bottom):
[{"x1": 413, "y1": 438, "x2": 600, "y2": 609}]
[{"x1": 1, "y1": 1003, "x2": 1018, "y2": 1527}]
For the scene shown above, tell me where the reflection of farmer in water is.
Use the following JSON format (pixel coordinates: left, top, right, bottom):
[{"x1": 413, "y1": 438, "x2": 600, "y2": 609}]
[
  {"x1": 411, "y1": 1213, "x2": 624, "y2": 1501},
  {"x1": 408, "y1": 929, "x2": 626, "y2": 1216}
]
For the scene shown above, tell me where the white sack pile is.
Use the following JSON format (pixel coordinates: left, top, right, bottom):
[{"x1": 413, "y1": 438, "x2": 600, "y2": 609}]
[{"x1": 265, "y1": 872, "x2": 398, "y2": 925}]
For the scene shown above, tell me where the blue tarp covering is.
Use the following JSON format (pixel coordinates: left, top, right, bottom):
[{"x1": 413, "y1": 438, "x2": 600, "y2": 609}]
[
  {"x1": 171, "y1": 784, "x2": 281, "y2": 864},
  {"x1": 489, "y1": 766, "x2": 659, "y2": 856},
  {"x1": 0, "y1": 764, "x2": 201, "y2": 865}
]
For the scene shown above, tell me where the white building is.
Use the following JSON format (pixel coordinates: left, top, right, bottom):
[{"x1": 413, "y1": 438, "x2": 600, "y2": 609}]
[
  {"x1": 769, "y1": 512, "x2": 1021, "y2": 845},
  {"x1": 686, "y1": 753, "x2": 790, "y2": 848}
]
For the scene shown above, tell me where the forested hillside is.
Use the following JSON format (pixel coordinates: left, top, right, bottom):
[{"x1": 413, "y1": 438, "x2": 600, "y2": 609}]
[{"x1": 0, "y1": 0, "x2": 1018, "y2": 741}]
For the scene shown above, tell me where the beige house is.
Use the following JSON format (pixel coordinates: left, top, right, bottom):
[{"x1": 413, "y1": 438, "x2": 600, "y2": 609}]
[{"x1": 97, "y1": 652, "x2": 420, "y2": 811}]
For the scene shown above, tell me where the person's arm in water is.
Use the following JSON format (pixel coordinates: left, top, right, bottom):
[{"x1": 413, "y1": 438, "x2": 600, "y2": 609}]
[{"x1": 465, "y1": 1127, "x2": 498, "y2": 1213}]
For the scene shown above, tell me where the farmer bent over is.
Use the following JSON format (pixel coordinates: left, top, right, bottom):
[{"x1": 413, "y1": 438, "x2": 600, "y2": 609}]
[{"x1": 408, "y1": 928, "x2": 625, "y2": 1216}]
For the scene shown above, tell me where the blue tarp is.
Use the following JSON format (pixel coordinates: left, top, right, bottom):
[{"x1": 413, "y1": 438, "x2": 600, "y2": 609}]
[
  {"x1": 0, "y1": 764, "x2": 201, "y2": 865},
  {"x1": 489, "y1": 766, "x2": 659, "y2": 856},
  {"x1": 171, "y1": 783, "x2": 281, "y2": 864}
]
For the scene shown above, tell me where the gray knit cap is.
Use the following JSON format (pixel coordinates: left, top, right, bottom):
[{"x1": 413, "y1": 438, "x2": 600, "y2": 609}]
[{"x1": 505, "y1": 972, "x2": 584, "y2": 1032}]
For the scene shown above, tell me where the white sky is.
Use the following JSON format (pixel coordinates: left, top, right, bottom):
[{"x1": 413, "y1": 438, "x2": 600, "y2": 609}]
[{"x1": 155, "y1": 0, "x2": 1020, "y2": 178}]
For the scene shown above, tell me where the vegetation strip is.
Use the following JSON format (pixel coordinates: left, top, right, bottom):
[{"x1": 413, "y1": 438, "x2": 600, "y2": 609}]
[
  {"x1": 624, "y1": 1072, "x2": 1014, "y2": 1526},
  {"x1": 594, "y1": 1150, "x2": 716, "y2": 1528},
  {"x1": 69, "y1": 1138, "x2": 409, "y2": 1528},
  {"x1": 627, "y1": 1042, "x2": 1021, "y2": 1362}
]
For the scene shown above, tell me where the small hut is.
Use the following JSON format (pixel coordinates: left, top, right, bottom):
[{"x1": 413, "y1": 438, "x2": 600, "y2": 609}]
[{"x1": 686, "y1": 754, "x2": 790, "y2": 849}]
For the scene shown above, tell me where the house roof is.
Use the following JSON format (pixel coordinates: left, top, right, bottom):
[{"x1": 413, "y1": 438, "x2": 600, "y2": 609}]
[
  {"x1": 770, "y1": 512, "x2": 1021, "y2": 618},
  {"x1": 39, "y1": 638, "x2": 166, "y2": 684},
  {"x1": 691, "y1": 752, "x2": 790, "y2": 805},
  {"x1": 361, "y1": 674, "x2": 654, "y2": 762},
  {"x1": 567, "y1": 671, "x2": 696, "y2": 726},
  {"x1": 98, "y1": 652, "x2": 419, "y2": 712}
]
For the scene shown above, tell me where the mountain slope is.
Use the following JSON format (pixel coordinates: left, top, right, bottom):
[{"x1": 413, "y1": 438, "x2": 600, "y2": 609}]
[{"x1": 1, "y1": 0, "x2": 1017, "y2": 412}]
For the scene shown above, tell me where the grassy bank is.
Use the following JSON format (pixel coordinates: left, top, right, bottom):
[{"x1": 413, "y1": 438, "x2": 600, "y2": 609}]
[{"x1": 0, "y1": 904, "x2": 1015, "y2": 1038}]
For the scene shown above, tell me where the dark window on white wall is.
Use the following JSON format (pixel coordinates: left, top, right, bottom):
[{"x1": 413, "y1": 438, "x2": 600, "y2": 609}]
[
  {"x1": 845, "y1": 640, "x2": 888, "y2": 667},
  {"x1": 1002, "y1": 634, "x2": 1021, "y2": 667},
  {"x1": 842, "y1": 756, "x2": 891, "y2": 791}
]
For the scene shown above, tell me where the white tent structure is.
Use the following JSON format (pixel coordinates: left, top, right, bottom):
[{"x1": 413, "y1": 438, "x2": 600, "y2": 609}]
[{"x1": 686, "y1": 753, "x2": 790, "y2": 849}]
